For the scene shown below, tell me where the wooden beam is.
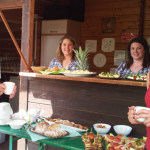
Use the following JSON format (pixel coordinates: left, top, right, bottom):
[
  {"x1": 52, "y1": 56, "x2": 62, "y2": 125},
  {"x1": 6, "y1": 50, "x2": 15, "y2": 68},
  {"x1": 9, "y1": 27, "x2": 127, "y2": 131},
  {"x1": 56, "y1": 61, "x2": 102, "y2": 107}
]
[
  {"x1": 20, "y1": 0, "x2": 35, "y2": 71},
  {"x1": 138, "y1": 0, "x2": 145, "y2": 37},
  {"x1": 0, "y1": 0, "x2": 24, "y2": 10}
]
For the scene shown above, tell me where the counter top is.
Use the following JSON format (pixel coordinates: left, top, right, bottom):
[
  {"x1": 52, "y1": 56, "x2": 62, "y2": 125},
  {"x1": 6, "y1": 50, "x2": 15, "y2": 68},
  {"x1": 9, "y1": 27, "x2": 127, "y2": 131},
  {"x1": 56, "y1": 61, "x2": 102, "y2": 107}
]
[{"x1": 19, "y1": 72, "x2": 146, "y2": 87}]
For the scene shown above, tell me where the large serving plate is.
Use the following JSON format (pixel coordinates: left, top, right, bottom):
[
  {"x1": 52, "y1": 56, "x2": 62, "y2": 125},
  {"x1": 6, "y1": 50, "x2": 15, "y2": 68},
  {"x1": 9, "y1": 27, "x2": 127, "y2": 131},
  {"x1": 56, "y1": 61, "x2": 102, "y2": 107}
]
[
  {"x1": 62, "y1": 72, "x2": 96, "y2": 77},
  {"x1": 125, "y1": 76, "x2": 147, "y2": 82},
  {"x1": 125, "y1": 78, "x2": 146, "y2": 82},
  {"x1": 44, "y1": 119, "x2": 88, "y2": 132},
  {"x1": 40, "y1": 71, "x2": 61, "y2": 75},
  {"x1": 30, "y1": 127, "x2": 69, "y2": 138},
  {"x1": 98, "y1": 76, "x2": 120, "y2": 79}
]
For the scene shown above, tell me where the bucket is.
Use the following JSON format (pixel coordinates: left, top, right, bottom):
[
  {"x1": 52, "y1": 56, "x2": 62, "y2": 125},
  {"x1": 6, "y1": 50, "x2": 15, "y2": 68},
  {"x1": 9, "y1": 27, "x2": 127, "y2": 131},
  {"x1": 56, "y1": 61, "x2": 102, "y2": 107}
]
[{"x1": 0, "y1": 133, "x2": 5, "y2": 144}]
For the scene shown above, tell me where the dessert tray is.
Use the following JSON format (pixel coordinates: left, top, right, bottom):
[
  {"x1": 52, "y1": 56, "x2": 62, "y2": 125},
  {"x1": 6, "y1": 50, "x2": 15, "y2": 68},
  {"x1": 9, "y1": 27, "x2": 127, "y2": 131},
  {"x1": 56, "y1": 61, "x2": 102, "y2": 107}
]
[
  {"x1": 30, "y1": 122, "x2": 69, "y2": 138},
  {"x1": 44, "y1": 118, "x2": 88, "y2": 132}
]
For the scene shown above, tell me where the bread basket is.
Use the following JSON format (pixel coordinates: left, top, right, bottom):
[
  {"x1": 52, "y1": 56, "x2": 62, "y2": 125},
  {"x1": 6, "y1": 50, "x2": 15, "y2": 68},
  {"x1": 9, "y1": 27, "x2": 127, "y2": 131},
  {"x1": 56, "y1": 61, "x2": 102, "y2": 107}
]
[{"x1": 31, "y1": 66, "x2": 46, "y2": 73}]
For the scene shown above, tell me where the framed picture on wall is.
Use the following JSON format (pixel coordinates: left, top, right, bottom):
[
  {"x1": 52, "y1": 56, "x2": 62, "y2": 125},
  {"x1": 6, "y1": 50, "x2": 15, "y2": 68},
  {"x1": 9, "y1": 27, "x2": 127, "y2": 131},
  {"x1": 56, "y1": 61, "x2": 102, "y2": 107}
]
[{"x1": 101, "y1": 17, "x2": 116, "y2": 33}]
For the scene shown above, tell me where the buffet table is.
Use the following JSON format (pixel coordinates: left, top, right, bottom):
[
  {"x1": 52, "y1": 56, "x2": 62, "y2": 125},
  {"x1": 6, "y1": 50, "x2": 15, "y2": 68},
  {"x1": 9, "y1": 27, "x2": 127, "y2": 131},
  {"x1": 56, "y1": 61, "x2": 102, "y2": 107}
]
[
  {"x1": 18, "y1": 72, "x2": 147, "y2": 150},
  {"x1": 0, "y1": 125, "x2": 84, "y2": 150}
]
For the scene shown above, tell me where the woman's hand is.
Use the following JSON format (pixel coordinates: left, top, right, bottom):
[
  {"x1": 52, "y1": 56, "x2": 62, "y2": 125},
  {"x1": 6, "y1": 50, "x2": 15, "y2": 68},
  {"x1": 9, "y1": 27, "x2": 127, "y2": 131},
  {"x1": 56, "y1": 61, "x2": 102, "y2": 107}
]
[
  {"x1": 0, "y1": 83, "x2": 5, "y2": 96},
  {"x1": 9, "y1": 85, "x2": 17, "y2": 99},
  {"x1": 128, "y1": 106, "x2": 141, "y2": 124},
  {"x1": 135, "y1": 109, "x2": 150, "y2": 127}
]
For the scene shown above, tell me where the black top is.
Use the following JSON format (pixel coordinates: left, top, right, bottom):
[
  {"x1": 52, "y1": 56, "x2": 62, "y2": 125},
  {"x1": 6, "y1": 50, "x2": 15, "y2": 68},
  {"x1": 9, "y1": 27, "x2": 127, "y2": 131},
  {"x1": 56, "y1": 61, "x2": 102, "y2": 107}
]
[{"x1": 0, "y1": 94, "x2": 9, "y2": 103}]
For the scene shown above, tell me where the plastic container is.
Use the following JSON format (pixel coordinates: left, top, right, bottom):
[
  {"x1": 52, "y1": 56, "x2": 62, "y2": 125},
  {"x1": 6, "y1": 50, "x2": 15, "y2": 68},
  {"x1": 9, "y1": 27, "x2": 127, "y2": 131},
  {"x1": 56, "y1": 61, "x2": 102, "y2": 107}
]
[{"x1": 0, "y1": 133, "x2": 5, "y2": 144}]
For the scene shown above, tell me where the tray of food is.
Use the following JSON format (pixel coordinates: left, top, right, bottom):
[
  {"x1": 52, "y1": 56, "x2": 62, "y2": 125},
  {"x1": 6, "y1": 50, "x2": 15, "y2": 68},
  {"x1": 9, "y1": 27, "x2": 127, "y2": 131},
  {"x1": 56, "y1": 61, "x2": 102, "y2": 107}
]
[
  {"x1": 81, "y1": 131, "x2": 146, "y2": 150},
  {"x1": 44, "y1": 118, "x2": 88, "y2": 132},
  {"x1": 98, "y1": 72, "x2": 120, "y2": 79},
  {"x1": 30, "y1": 122, "x2": 69, "y2": 138},
  {"x1": 104, "y1": 133, "x2": 146, "y2": 150},
  {"x1": 81, "y1": 132, "x2": 103, "y2": 150},
  {"x1": 125, "y1": 74, "x2": 147, "y2": 81},
  {"x1": 62, "y1": 70, "x2": 96, "y2": 77},
  {"x1": 40, "y1": 67, "x2": 66, "y2": 75}
]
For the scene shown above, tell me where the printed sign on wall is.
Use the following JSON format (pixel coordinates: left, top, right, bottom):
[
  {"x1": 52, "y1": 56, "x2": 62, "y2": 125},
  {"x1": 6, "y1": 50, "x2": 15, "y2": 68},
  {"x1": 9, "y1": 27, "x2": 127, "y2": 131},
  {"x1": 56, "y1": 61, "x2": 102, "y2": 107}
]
[
  {"x1": 93, "y1": 53, "x2": 106, "y2": 67},
  {"x1": 101, "y1": 38, "x2": 115, "y2": 52},
  {"x1": 122, "y1": 33, "x2": 136, "y2": 41},
  {"x1": 85, "y1": 40, "x2": 97, "y2": 53}
]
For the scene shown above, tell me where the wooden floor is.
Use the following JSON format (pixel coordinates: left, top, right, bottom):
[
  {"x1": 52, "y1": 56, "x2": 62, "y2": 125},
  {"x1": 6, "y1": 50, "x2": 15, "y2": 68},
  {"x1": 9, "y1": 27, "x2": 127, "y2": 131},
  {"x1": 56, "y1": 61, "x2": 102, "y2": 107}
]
[{"x1": 1, "y1": 135, "x2": 17, "y2": 150}]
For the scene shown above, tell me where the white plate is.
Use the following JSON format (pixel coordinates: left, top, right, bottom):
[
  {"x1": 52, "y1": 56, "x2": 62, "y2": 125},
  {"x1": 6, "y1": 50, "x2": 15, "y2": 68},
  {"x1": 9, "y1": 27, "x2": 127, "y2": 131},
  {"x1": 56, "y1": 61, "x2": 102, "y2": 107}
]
[
  {"x1": 63, "y1": 72, "x2": 96, "y2": 77},
  {"x1": 44, "y1": 119, "x2": 88, "y2": 132}
]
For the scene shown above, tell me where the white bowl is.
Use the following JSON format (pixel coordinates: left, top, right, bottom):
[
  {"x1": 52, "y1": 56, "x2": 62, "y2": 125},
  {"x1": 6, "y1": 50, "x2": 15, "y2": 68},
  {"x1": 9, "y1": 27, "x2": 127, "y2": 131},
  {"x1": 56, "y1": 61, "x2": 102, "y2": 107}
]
[
  {"x1": 7, "y1": 120, "x2": 27, "y2": 129},
  {"x1": 93, "y1": 123, "x2": 111, "y2": 135},
  {"x1": 113, "y1": 125, "x2": 132, "y2": 136}
]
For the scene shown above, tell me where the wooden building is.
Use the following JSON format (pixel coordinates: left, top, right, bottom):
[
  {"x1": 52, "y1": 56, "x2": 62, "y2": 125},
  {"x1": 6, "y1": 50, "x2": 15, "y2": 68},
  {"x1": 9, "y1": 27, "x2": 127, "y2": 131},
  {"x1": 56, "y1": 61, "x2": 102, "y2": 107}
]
[{"x1": 0, "y1": 0, "x2": 150, "y2": 150}]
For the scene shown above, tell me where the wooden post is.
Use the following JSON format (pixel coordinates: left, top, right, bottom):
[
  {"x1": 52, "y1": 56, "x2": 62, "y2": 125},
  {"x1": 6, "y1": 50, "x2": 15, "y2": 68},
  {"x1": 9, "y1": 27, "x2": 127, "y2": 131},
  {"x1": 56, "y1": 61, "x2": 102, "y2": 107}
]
[
  {"x1": 20, "y1": 0, "x2": 35, "y2": 71},
  {"x1": 18, "y1": 0, "x2": 35, "y2": 150}
]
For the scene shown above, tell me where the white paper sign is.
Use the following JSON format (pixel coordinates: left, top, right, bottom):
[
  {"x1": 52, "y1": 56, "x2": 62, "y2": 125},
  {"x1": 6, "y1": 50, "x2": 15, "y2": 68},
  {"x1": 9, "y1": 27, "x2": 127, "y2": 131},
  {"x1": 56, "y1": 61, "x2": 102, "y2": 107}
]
[
  {"x1": 102, "y1": 38, "x2": 115, "y2": 52},
  {"x1": 93, "y1": 53, "x2": 106, "y2": 67},
  {"x1": 114, "y1": 50, "x2": 126, "y2": 66},
  {"x1": 85, "y1": 40, "x2": 97, "y2": 53}
]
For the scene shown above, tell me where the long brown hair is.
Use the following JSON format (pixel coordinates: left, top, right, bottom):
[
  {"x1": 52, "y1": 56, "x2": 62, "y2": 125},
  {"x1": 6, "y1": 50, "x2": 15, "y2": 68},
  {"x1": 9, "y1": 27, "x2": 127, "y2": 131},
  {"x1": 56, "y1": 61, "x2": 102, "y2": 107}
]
[
  {"x1": 126, "y1": 37, "x2": 150, "y2": 68},
  {"x1": 57, "y1": 35, "x2": 77, "y2": 62}
]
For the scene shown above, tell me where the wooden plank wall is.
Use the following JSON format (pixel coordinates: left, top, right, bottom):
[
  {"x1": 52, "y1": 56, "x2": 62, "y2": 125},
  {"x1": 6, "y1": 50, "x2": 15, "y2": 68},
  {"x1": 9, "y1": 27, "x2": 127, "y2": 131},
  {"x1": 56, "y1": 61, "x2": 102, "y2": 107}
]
[
  {"x1": 0, "y1": 0, "x2": 150, "y2": 72},
  {"x1": 80, "y1": 0, "x2": 150, "y2": 73},
  {"x1": 0, "y1": 0, "x2": 23, "y2": 10},
  {"x1": 27, "y1": 77, "x2": 146, "y2": 138}
]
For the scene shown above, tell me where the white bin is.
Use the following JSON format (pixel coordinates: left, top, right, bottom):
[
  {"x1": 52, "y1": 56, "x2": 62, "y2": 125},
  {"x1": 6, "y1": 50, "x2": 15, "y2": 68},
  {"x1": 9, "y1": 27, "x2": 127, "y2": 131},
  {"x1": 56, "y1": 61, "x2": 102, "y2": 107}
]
[{"x1": 0, "y1": 133, "x2": 5, "y2": 144}]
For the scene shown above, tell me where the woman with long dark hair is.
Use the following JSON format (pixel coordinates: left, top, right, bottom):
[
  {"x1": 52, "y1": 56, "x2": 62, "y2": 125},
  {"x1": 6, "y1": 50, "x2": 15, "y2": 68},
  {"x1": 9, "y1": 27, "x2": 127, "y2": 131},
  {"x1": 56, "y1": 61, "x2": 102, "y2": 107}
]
[{"x1": 115, "y1": 37, "x2": 150, "y2": 78}]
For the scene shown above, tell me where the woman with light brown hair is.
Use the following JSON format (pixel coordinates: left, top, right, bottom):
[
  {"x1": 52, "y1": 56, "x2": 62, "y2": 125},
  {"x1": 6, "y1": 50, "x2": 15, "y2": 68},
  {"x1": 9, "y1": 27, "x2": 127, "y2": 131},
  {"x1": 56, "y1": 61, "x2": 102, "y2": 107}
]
[{"x1": 48, "y1": 35, "x2": 78, "y2": 71}]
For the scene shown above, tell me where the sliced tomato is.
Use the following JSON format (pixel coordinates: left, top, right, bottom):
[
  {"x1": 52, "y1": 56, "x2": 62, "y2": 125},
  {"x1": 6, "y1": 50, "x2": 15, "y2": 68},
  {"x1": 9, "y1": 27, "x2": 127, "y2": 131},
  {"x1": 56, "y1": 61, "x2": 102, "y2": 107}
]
[
  {"x1": 89, "y1": 132, "x2": 95, "y2": 140},
  {"x1": 133, "y1": 75, "x2": 137, "y2": 80},
  {"x1": 116, "y1": 134, "x2": 124, "y2": 138},
  {"x1": 128, "y1": 137, "x2": 134, "y2": 140},
  {"x1": 108, "y1": 147, "x2": 115, "y2": 150},
  {"x1": 128, "y1": 142, "x2": 133, "y2": 147},
  {"x1": 105, "y1": 134, "x2": 114, "y2": 142},
  {"x1": 114, "y1": 137, "x2": 121, "y2": 143},
  {"x1": 110, "y1": 142, "x2": 119, "y2": 147}
]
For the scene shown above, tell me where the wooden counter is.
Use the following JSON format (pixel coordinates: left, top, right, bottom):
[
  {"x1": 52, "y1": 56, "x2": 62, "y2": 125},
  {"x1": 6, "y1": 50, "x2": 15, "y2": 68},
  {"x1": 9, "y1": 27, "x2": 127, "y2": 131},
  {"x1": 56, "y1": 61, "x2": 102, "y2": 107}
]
[
  {"x1": 19, "y1": 72, "x2": 147, "y2": 149},
  {"x1": 19, "y1": 72, "x2": 146, "y2": 87}
]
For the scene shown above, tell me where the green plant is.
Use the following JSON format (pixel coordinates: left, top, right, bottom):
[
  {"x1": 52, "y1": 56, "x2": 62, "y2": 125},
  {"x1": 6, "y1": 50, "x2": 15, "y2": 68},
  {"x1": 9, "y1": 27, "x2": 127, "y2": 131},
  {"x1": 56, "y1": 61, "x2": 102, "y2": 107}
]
[{"x1": 73, "y1": 46, "x2": 89, "y2": 70}]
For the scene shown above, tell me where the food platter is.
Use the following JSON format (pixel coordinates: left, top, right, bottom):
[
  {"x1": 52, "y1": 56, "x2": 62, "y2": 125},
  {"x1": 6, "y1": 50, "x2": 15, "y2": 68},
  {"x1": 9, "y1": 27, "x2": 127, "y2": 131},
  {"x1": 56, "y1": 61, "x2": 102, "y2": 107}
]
[
  {"x1": 40, "y1": 68, "x2": 66, "y2": 75},
  {"x1": 62, "y1": 72, "x2": 96, "y2": 77},
  {"x1": 98, "y1": 72, "x2": 120, "y2": 79},
  {"x1": 44, "y1": 118, "x2": 88, "y2": 132},
  {"x1": 30, "y1": 127, "x2": 69, "y2": 138},
  {"x1": 125, "y1": 74, "x2": 147, "y2": 82}
]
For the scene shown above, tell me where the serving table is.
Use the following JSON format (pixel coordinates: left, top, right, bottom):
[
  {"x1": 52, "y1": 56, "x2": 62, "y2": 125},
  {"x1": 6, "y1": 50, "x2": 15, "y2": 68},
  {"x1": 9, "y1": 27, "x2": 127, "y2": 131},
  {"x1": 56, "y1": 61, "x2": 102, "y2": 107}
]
[
  {"x1": 18, "y1": 72, "x2": 147, "y2": 150},
  {"x1": 0, "y1": 125, "x2": 84, "y2": 150}
]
